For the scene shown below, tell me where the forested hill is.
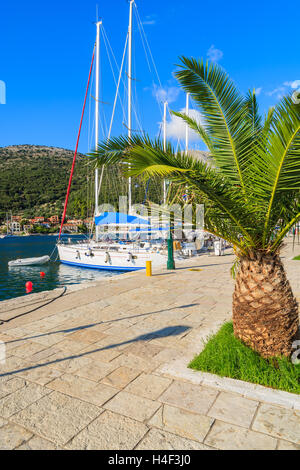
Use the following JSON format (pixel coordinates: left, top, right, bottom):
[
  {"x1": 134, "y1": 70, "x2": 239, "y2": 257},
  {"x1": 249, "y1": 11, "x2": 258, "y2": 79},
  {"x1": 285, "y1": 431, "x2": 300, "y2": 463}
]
[
  {"x1": 0, "y1": 144, "x2": 166, "y2": 220},
  {"x1": 0, "y1": 145, "x2": 90, "y2": 219}
]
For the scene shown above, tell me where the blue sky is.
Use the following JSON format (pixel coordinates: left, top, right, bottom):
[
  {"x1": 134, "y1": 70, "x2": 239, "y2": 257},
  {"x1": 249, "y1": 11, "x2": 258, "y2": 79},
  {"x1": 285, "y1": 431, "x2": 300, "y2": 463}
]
[{"x1": 0, "y1": 0, "x2": 299, "y2": 153}]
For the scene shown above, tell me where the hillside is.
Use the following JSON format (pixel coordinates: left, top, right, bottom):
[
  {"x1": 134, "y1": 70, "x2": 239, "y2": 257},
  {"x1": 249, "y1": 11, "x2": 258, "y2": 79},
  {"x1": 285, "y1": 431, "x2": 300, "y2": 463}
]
[
  {"x1": 0, "y1": 145, "x2": 164, "y2": 220},
  {"x1": 0, "y1": 145, "x2": 91, "y2": 220},
  {"x1": 0, "y1": 145, "x2": 211, "y2": 221}
]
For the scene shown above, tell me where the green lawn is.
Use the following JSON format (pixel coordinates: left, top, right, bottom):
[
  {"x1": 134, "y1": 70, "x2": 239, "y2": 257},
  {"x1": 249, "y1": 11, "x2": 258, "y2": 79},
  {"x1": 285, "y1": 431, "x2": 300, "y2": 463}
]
[
  {"x1": 293, "y1": 255, "x2": 300, "y2": 260},
  {"x1": 189, "y1": 322, "x2": 300, "y2": 395}
]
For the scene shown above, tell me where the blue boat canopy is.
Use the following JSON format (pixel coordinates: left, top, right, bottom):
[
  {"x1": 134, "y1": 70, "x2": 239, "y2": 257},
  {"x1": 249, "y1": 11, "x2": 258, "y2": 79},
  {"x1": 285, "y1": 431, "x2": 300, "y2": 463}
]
[{"x1": 95, "y1": 212, "x2": 150, "y2": 226}]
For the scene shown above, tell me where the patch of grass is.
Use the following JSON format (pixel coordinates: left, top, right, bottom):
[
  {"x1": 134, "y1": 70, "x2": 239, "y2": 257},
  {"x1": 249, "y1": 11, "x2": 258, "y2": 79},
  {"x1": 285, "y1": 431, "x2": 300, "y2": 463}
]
[
  {"x1": 293, "y1": 255, "x2": 300, "y2": 260},
  {"x1": 189, "y1": 322, "x2": 300, "y2": 395}
]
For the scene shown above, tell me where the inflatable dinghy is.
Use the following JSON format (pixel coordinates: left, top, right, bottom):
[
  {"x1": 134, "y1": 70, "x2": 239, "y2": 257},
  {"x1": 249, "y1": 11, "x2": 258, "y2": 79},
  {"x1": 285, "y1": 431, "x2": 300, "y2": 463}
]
[{"x1": 8, "y1": 255, "x2": 50, "y2": 267}]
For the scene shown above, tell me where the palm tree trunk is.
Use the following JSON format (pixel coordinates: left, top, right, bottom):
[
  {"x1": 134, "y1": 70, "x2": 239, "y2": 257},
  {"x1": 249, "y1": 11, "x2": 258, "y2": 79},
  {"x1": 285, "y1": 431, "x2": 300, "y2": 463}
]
[{"x1": 233, "y1": 252, "x2": 299, "y2": 358}]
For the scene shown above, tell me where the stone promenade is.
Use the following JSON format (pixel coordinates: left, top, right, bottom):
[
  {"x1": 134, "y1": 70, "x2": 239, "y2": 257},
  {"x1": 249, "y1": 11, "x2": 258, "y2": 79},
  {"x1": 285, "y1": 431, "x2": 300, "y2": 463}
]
[{"x1": 0, "y1": 242, "x2": 299, "y2": 450}]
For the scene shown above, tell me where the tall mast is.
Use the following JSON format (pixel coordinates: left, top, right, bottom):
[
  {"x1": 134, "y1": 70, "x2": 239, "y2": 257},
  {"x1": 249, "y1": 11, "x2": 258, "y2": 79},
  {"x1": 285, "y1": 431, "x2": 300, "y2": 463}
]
[
  {"x1": 185, "y1": 92, "x2": 190, "y2": 154},
  {"x1": 128, "y1": 0, "x2": 134, "y2": 214},
  {"x1": 95, "y1": 20, "x2": 101, "y2": 239},
  {"x1": 163, "y1": 101, "x2": 167, "y2": 204}
]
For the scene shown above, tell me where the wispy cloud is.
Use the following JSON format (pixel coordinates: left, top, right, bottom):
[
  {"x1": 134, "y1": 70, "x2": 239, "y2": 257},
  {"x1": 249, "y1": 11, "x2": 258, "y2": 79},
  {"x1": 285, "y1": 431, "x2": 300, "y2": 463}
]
[
  {"x1": 266, "y1": 86, "x2": 286, "y2": 98},
  {"x1": 207, "y1": 45, "x2": 223, "y2": 62},
  {"x1": 142, "y1": 15, "x2": 156, "y2": 26},
  {"x1": 0, "y1": 80, "x2": 6, "y2": 104},
  {"x1": 255, "y1": 87, "x2": 262, "y2": 96},
  {"x1": 284, "y1": 80, "x2": 300, "y2": 89},
  {"x1": 266, "y1": 79, "x2": 300, "y2": 100},
  {"x1": 152, "y1": 84, "x2": 180, "y2": 104},
  {"x1": 165, "y1": 108, "x2": 203, "y2": 142}
]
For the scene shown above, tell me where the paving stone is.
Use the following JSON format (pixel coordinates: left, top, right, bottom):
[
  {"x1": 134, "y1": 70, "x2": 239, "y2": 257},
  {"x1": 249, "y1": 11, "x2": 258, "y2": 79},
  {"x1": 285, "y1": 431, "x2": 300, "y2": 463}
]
[
  {"x1": 125, "y1": 373, "x2": 172, "y2": 400},
  {"x1": 17, "y1": 365, "x2": 63, "y2": 386},
  {"x1": 27, "y1": 346, "x2": 62, "y2": 363},
  {"x1": 30, "y1": 333, "x2": 65, "y2": 347},
  {"x1": 16, "y1": 436, "x2": 63, "y2": 450},
  {"x1": 67, "y1": 329, "x2": 107, "y2": 344},
  {"x1": 10, "y1": 341, "x2": 47, "y2": 359},
  {"x1": 0, "y1": 355, "x2": 30, "y2": 375},
  {"x1": 124, "y1": 342, "x2": 162, "y2": 359},
  {"x1": 47, "y1": 373, "x2": 118, "y2": 406},
  {"x1": 148, "y1": 404, "x2": 214, "y2": 443},
  {"x1": 159, "y1": 380, "x2": 218, "y2": 415},
  {"x1": 252, "y1": 404, "x2": 300, "y2": 444},
  {"x1": 12, "y1": 391, "x2": 102, "y2": 446},
  {"x1": 152, "y1": 348, "x2": 182, "y2": 364},
  {"x1": 205, "y1": 420, "x2": 277, "y2": 450},
  {"x1": 104, "y1": 390, "x2": 161, "y2": 422},
  {"x1": 0, "y1": 382, "x2": 50, "y2": 418},
  {"x1": 0, "y1": 376, "x2": 26, "y2": 399},
  {"x1": 66, "y1": 410, "x2": 148, "y2": 450},
  {"x1": 74, "y1": 362, "x2": 116, "y2": 382},
  {"x1": 101, "y1": 366, "x2": 140, "y2": 389},
  {"x1": 0, "y1": 417, "x2": 7, "y2": 427},
  {"x1": 110, "y1": 353, "x2": 161, "y2": 373},
  {"x1": 0, "y1": 423, "x2": 33, "y2": 450},
  {"x1": 207, "y1": 392, "x2": 259, "y2": 428},
  {"x1": 277, "y1": 440, "x2": 300, "y2": 450},
  {"x1": 48, "y1": 354, "x2": 92, "y2": 373},
  {"x1": 136, "y1": 428, "x2": 213, "y2": 450},
  {"x1": 80, "y1": 345, "x2": 122, "y2": 363},
  {"x1": 55, "y1": 338, "x2": 88, "y2": 354}
]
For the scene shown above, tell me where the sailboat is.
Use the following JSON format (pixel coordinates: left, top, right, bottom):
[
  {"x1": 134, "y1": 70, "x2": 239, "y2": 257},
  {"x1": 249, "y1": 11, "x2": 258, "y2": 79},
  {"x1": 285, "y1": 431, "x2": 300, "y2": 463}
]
[{"x1": 57, "y1": 2, "x2": 170, "y2": 271}]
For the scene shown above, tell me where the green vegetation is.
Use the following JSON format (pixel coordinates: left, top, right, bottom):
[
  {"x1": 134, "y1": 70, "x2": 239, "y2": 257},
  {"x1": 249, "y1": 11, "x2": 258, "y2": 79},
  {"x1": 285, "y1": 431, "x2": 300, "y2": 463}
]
[
  {"x1": 189, "y1": 322, "x2": 300, "y2": 395},
  {"x1": 293, "y1": 255, "x2": 300, "y2": 260},
  {"x1": 0, "y1": 144, "x2": 165, "y2": 221}
]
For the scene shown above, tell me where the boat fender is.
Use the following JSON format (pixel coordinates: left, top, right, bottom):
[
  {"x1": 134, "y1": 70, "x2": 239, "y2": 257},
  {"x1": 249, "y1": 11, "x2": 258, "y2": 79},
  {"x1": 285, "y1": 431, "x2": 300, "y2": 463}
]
[
  {"x1": 105, "y1": 251, "x2": 110, "y2": 263},
  {"x1": 127, "y1": 252, "x2": 133, "y2": 262},
  {"x1": 76, "y1": 250, "x2": 80, "y2": 260}
]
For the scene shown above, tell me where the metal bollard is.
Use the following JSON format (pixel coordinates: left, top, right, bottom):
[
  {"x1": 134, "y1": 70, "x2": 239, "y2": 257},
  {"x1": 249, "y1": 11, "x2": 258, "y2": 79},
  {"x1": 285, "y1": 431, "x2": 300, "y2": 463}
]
[{"x1": 146, "y1": 260, "x2": 152, "y2": 276}]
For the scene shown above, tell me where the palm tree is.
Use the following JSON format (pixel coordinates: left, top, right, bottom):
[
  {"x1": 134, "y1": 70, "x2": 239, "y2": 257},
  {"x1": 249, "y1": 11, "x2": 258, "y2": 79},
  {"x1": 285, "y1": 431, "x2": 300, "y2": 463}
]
[{"x1": 89, "y1": 58, "x2": 300, "y2": 359}]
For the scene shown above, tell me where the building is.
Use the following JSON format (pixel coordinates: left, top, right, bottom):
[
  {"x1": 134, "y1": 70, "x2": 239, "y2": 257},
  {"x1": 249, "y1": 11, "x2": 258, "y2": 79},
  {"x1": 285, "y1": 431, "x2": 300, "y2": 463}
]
[
  {"x1": 66, "y1": 219, "x2": 83, "y2": 226},
  {"x1": 62, "y1": 223, "x2": 78, "y2": 233},
  {"x1": 11, "y1": 215, "x2": 22, "y2": 222},
  {"x1": 23, "y1": 224, "x2": 33, "y2": 233},
  {"x1": 49, "y1": 215, "x2": 59, "y2": 225},
  {"x1": 29, "y1": 217, "x2": 45, "y2": 225},
  {"x1": 9, "y1": 221, "x2": 21, "y2": 233}
]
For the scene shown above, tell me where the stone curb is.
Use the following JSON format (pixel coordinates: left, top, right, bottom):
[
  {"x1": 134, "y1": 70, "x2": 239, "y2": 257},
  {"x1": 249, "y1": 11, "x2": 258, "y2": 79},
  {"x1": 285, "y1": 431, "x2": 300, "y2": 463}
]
[{"x1": 157, "y1": 358, "x2": 300, "y2": 410}]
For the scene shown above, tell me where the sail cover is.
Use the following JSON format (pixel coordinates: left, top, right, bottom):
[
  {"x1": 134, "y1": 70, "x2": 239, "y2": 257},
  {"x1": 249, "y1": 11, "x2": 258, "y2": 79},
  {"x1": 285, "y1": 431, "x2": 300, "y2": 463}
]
[{"x1": 95, "y1": 212, "x2": 150, "y2": 226}]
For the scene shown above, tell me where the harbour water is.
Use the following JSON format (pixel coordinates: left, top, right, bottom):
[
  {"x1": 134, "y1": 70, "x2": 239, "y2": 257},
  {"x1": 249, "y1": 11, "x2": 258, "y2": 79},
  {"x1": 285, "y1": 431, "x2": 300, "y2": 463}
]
[{"x1": 0, "y1": 235, "x2": 120, "y2": 301}]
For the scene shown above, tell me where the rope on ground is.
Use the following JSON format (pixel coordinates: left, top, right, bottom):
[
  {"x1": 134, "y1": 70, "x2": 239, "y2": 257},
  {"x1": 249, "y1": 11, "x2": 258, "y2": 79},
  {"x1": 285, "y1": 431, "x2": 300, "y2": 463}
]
[{"x1": 0, "y1": 286, "x2": 67, "y2": 325}]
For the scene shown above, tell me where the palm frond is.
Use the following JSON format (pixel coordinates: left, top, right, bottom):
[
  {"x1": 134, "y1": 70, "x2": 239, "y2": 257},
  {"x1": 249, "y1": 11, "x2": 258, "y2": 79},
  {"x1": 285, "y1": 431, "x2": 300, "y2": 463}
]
[{"x1": 174, "y1": 57, "x2": 254, "y2": 192}]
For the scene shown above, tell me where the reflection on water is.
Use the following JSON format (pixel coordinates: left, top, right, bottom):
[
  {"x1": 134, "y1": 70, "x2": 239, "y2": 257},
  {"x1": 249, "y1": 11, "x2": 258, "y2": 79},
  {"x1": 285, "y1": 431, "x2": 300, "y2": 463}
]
[{"x1": 0, "y1": 235, "x2": 120, "y2": 301}]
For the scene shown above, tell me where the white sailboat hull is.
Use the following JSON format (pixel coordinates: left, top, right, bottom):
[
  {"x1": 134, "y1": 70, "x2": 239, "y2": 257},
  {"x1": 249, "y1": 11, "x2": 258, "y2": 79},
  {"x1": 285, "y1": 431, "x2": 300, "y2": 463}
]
[{"x1": 57, "y1": 243, "x2": 167, "y2": 271}]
